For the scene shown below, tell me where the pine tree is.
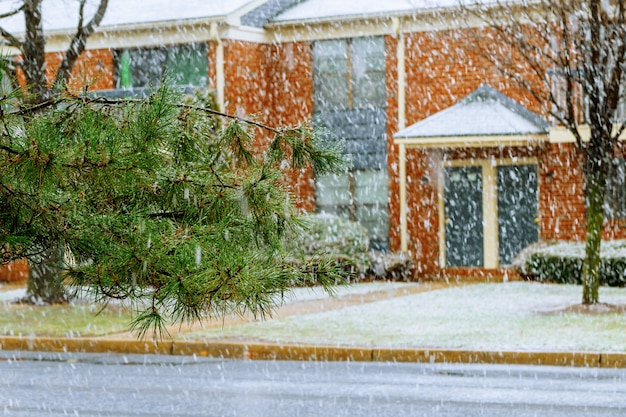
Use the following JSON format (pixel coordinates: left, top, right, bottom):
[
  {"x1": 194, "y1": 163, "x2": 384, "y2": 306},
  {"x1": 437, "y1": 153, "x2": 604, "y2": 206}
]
[{"x1": 0, "y1": 83, "x2": 348, "y2": 337}]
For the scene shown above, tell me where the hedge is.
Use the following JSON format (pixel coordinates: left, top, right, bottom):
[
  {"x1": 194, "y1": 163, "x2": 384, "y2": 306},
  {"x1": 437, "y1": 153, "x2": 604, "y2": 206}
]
[{"x1": 512, "y1": 240, "x2": 626, "y2": 286}]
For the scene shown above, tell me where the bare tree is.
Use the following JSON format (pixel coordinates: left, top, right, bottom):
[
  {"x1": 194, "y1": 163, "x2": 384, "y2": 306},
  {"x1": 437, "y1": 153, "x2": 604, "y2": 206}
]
[
  {"x1": 0, "y1": 0, "x2": 108, "y2": 303},
  {"x1": 0, "y1": 0, "x2": 108, "y2": 102},
  {"x1": 461, "y1": 0, "x2": 626, "y2": 303}
]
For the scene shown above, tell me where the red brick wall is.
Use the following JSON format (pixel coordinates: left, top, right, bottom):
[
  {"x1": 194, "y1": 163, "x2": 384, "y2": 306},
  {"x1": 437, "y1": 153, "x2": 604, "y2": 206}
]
[
  {"x1": 404, "y1": 147, "x2": 441, "y2": 275},
  {"x1": 538, "y1": 143, "x2": 586, "y2": 241},
  {"x1": 223, "y1": 40, "x2": 272, "y2": 123},
  {"x1": 17, "y1": 48, "x2": 115, "y2": 93},
  {"x1": 222, "y1": 39, "x2": 316, "y2": 211},
  {"x1": 267, "y1": 41, "x2": 315, "y2": 211},
  {"x1": 404, "y1": 28, "x2": 542, "y2": 128},
  {"x1": 14, "y1": 28, "x2": 626, "y2": 278},
  {"x1": 0, "y1": 259, "x2": 28, "y2": 282}
]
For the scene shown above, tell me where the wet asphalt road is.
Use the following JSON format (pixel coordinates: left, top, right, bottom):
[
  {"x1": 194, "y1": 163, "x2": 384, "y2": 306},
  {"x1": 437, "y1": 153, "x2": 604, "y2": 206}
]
[{"x1": 1, "y1": 350, "x2": 625, "y2": 416}]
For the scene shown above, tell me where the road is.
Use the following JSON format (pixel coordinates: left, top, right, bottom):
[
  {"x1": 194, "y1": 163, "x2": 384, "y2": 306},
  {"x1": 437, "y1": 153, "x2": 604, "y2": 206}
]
[{"x1": 1, "y1": 350, "x2": 625, "y2": 416}]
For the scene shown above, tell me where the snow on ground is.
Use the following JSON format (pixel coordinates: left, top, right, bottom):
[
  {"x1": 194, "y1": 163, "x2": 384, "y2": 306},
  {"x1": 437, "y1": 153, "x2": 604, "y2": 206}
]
[
  {"x1": 279, "y1": 282, "x2": 416, "y2": 303},
  {"x1": 190, "y1": 282, "x2": 626, "y2": 352},
  {"x1": 0, "y1": 288, "x2": 25, "y2": 302}
]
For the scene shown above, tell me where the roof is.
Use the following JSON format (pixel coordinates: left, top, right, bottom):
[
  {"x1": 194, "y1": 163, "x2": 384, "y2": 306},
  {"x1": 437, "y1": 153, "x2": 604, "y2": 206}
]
[
  {"x1": 241, "y1": 0, "x2": 305, "y2": 27},
  {"x1": 270, "y1": 0, "x2": 503, "y2": 23},
  {"x1": 0, "y1": 0, "x2": 260, "y2": 34},
  {"x1": 394, "y1": 84, "x2": 549, "y2": 141}
]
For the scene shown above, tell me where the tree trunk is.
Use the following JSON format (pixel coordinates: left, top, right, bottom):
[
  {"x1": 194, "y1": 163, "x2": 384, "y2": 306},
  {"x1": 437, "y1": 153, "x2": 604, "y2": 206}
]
[
  {"x1": 22, "y1": 0, "x2": 49, "y2": 103},
  {"x1": 581, "y1": 149, "x2": 609, "y2": 304},
  {"x1": 24, "y1": 244, "x2": 68, "y2": 304}
]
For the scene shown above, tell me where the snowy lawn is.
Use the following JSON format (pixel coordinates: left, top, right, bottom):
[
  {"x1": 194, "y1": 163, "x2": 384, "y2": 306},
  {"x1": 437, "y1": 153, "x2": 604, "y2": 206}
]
[
  {"x1": 0, "y1": 301, "x2": 132, "y2": 337},
  {"x1": 187, "y1": 282, "x2": 626, "y2": 352}
]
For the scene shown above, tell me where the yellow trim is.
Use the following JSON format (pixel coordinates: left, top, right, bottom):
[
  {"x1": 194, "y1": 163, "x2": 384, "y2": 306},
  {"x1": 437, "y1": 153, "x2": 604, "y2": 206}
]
[
  {"x1": 84, "y1": 22, "x2": 216, "y2": 52},
  {"x1": 394, "y1": 134, "x2": 548, "y2": 148},
  {"x1": 399, "y1": 143, "x2": 408, "y2": 253},
  {"x1": 267, "y1": 9, "x2": 488, "y2": 43},
  {"x1": 210, "y1": 23, "x2": 225, "y2": 112},
  {"x1": 393, "y1": 17, "x2": 406, "y2": 131},
  {"x1": 437, "y1": 160, "x2": 446, "y2": 267},
  {"x1": 482, "y1": 162, "x2": 498, "y2": 269},
  {"x1": 549, "y1": 125, "x2": 626, "y2": 143},
  {"x1": 444, "y1": 157, "x2": 538, "y2": 167}
]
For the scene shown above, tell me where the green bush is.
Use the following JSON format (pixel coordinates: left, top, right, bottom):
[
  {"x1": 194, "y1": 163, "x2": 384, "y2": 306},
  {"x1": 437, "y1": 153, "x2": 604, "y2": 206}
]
[
  {"x1": 284, "y1": 213, "x2": 371, "y2": 277},
  {"x1": 368, "y1": 251, "x2": 414, "y2": 281},
  {"x1": 512, "y1": 240, "x2": 626, "y2": 286},
  {"x1": 284, "y1": 213, "x2": 414, "y2": 281}
]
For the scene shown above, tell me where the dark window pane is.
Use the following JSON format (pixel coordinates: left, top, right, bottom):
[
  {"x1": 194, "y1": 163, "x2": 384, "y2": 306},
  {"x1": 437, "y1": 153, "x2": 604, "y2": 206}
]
[
  {"x1": 313, "y1": 39, "x2": 348, "y2": 111},
  {"x1": 353, "y1": 71, "x2": 386, "y2": 108},
  {"x1": 315, "y1": 173, "x2": 351, "y2": 206},
  {"x1": 314, "y1": 75, "x2": 348, "y2": 111},
  {"x1": 166, "y1": 43, "x2": 208, "y2": 87},
  {"x1": 497, "y1": 164, "x2": 539, "y2": 265},
  {"x1": 444, "y1": 166, "x2": 484, "y2": 267},
  {"x1": 351, "y1": 37, "x2": 386, "y2": 108},
  {"x1": 131, "y1": 48, "x2": 167, "y2": 88},
  {"x1": 116, "y1": 44, "x2": 208, "y2": 89}
]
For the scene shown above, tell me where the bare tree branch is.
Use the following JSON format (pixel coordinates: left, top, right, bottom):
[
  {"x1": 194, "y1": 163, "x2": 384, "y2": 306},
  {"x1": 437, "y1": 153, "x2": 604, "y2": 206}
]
[
  {"x1": 0, "y1": 24, "x2": 23, "y2": 50},
  {"x1": 55, "y1": 0, "x2": 108, "y2": 87},
  {"x1": 0, "y1": 4, "x2": 26, "y2": 50},
  {"x1": 0, "y1": 4, "x2": 24, "y2": 20}
]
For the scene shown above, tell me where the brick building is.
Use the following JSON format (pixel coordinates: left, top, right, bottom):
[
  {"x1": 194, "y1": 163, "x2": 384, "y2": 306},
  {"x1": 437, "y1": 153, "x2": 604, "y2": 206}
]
[{"x1": 2, "y1": 0, "x2": 625, "y2": 280}]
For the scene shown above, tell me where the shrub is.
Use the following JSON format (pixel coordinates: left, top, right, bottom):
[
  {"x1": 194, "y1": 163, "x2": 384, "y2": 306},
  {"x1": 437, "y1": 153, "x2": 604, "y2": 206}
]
[
  {"x1": 284, "y1": 213, "x2": 414, "y2": 281},
  {"x1": 512, "y1": 240, "x2": 626, "y2": 286},
  {"x1": 367, "y1": 251, "x2": 414, "y2": 281},
  {"x1": 284, "y1": 213, "x2": 371, "y2": 278}
]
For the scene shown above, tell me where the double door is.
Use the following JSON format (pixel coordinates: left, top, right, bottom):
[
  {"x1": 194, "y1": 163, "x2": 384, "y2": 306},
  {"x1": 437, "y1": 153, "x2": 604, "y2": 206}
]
[{"x1": 443, "y1": 162, "x2": 538, "y2": 268}]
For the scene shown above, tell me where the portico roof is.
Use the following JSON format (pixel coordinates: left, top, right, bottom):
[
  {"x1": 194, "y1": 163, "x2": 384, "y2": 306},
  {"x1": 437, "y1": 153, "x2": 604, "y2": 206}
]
[{"x1": 393, "y1": 84, "x2": 550, "y2": 148}]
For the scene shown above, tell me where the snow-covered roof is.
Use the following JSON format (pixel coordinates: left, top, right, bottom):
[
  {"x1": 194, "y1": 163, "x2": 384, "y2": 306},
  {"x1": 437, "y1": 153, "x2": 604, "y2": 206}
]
[
  {"x1": 271, "y1": 0, "x2": 499, "y2": 23},
  {"x1": 241, "y1": 0, "x2": 303, "y2": 27},
  {"x1": 0, "y1": 0, "x2": 259, "y2": 34},
  {"x1": 394, "y1": 84, "x2": 549, "y2": 139}
]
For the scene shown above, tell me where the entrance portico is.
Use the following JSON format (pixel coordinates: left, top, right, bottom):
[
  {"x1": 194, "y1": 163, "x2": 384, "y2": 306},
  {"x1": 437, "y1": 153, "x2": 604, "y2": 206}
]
[{"x1": 394, "y1": 85, "x2": 549, "y2": 270}]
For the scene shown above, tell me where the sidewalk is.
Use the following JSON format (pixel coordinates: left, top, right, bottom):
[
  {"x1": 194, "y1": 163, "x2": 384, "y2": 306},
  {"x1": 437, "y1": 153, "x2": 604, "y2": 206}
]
[{"x1": 1, "y1": 280, "x2": 626, "y2": 368}]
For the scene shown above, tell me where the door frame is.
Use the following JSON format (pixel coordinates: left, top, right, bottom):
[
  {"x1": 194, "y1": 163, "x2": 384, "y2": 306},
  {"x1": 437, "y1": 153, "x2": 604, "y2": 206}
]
[{"x1": 438, "y1": 157, "x2": 538, "y2": 269}]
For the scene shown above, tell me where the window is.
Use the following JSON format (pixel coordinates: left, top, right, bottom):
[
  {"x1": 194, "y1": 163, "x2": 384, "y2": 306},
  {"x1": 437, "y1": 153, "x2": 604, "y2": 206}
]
[
  {"x1": 313, "y1": 37, "x2": 386, "y2": 111},
  {"x1": 606, "y1": 158, "x2": 626, "y2": 219},
  {"x1": 316, "y1": 170, "x2": 389, "y2": 251},
  {"x1": 312, "y1": 36, "x2": 389, "y2": 251},
  {"x1": 115, "y1": 43, "x2": 208, "y2": 89}
]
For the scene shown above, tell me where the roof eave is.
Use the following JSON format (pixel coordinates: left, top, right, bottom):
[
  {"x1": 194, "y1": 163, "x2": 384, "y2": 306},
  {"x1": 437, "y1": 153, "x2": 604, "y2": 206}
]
[
  {"x1": 266, "y1": 6, "x2": 446, "y2": 29},
  {"x1": 393, "y1": 133, "x2": 549, "y2": 148}
]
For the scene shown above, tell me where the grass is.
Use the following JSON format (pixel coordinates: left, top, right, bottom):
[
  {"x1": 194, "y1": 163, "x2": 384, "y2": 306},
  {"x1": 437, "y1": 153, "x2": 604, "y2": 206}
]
[
  {"x1": 2, "y1": 281, "x2": 626, "y2": 352},
  {"x1": 0, "y1": 301, "x2": 133, "y2": 337},
  {"x1": 185, "y1": 282, "x2": 626, "y2": 352}
]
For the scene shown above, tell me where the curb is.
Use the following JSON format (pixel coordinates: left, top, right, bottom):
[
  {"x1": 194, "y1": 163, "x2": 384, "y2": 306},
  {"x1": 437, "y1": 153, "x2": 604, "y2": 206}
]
[{"x1": 1, "y1": 336, "x2": 625, "y2": 368}]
